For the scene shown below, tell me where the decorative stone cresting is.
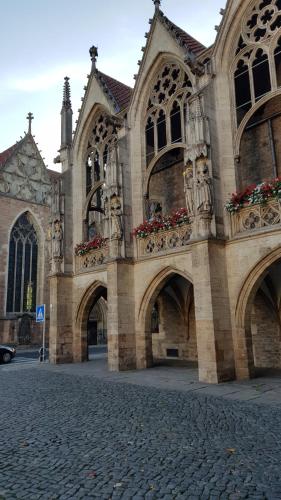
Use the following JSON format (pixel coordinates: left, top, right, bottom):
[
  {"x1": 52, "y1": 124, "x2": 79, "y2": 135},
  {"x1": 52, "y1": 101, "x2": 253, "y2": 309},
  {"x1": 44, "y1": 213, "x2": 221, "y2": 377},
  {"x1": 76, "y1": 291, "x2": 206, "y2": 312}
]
[
  {"x1": 229, "y1": 199, "x2": 281, "y2": 237},
  {"x1": 136, "y1": 223, "x2": 192, "y2": 258},
  {"x1": 75, "y1": 246, "x2": 109, "y2": 273}
]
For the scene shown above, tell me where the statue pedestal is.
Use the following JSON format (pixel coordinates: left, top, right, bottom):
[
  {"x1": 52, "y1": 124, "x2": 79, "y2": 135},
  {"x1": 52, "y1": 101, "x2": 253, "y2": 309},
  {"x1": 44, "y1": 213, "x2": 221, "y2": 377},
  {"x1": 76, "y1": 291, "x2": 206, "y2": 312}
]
[
  {"x1": 198, "y1": 212, "x2": 212, "y2": 238},
  {"x1": 110, "y1": 238, "x2": 122, "y2": 258}
]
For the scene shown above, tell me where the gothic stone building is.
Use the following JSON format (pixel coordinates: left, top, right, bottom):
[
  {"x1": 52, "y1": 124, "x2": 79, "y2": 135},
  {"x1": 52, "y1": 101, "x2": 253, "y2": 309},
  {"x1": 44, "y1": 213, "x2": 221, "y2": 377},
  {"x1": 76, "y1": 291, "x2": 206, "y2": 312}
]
[
  {"x1": 50, "y1": 0, "x2": 281, "y2": 383},
  {"x1": 0, "y1": 116, "x2": 59, "y2": 345}
]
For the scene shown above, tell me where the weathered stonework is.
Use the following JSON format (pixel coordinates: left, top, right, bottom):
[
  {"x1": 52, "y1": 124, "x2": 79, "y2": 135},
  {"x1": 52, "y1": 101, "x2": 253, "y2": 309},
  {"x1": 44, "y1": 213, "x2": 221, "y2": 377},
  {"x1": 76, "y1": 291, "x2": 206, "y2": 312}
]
[{"x1": 48, "y1": 0, "x2": 281, "y2": 384}]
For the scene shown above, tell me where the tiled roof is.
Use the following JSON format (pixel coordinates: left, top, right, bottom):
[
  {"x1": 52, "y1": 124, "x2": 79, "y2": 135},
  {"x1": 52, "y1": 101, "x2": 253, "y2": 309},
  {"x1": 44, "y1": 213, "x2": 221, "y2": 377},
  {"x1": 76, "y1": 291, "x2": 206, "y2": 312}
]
[
  {"x1": 0, "y1": 143, "x2": 17, "y2": 167},
  {"x1": 160, "y1": 13, "x2": 206, "y2": 55},
  {"x1": 97, "y1": 71, "x2": 133, "y2": 111}
]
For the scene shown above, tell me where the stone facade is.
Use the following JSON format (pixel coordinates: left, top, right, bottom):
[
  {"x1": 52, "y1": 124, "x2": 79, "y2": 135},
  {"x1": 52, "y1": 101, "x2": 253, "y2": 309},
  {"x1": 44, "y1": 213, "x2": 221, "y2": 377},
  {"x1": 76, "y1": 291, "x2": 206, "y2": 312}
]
[
  {"x1": 50, "y1": 0, "x2": 281, "y2": 383},
  {"x1": 0, "y1": 119, "x2": 59, "y2": 346}
]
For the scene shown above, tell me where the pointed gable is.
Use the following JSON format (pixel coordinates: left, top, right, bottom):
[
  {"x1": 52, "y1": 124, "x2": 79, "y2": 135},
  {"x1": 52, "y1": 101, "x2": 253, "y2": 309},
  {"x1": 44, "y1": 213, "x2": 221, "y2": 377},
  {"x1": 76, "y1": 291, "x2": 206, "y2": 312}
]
[
  {"x1": 0, "y1": 134, "x2": 52, "y2": 205},
  {"x1": 0, "y1": 143, "x2": 18, "y2": 168},
  {"x1": 159, "y1": 13, "x2": 206, "y2": 56}
]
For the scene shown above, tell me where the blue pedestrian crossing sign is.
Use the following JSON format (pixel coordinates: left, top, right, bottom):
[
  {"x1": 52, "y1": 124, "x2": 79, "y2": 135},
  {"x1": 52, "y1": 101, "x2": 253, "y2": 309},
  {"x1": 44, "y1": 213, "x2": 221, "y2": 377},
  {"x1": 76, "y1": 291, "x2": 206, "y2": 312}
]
[{"x1": 36, "y1": 304, "x2": 45, "y2": 323}]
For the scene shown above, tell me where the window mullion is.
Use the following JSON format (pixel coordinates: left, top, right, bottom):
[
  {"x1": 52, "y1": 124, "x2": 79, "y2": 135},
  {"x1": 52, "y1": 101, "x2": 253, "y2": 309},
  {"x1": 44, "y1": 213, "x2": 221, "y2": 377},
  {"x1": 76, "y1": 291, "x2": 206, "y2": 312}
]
[
  {"x1": 20, "y1": 239, "x2": 26, "y2": 313},
  {"x1": 12, "y1": 240, "x2": 18, "y2": 313}
]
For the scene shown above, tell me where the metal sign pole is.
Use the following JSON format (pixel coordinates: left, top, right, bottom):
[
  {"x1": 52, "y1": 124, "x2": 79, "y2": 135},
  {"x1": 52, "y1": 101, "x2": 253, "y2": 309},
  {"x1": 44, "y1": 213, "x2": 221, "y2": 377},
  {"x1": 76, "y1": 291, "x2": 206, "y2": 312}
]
[{"x1": 42, "y1": 315, "x2": 46, "y2": 362}]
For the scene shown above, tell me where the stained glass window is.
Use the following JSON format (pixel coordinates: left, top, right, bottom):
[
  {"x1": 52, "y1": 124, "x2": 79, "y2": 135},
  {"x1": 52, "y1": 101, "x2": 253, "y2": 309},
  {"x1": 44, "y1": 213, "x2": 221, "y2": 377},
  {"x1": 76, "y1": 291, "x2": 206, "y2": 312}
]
[{"x1": 6, "y1": 213, "x2": 38, "y2": 313}]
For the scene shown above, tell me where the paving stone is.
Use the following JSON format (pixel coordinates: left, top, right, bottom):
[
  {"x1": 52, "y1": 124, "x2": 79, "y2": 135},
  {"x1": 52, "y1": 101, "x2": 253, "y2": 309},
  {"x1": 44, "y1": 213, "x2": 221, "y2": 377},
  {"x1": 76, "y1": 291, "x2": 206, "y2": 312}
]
[{"x1": 0, "y1": 367, "x2": 281, "y2": 499}]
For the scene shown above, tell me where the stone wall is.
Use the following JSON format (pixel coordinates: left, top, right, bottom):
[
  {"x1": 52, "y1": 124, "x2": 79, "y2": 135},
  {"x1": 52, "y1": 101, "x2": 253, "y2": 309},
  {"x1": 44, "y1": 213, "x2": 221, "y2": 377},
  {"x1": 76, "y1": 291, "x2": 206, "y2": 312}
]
[
  {"x1": 0, "y1": 195, "x2": 51, "y2": 345},
  {"x1": 251, "y1": 291, "x2": 281, "y2": 369}
]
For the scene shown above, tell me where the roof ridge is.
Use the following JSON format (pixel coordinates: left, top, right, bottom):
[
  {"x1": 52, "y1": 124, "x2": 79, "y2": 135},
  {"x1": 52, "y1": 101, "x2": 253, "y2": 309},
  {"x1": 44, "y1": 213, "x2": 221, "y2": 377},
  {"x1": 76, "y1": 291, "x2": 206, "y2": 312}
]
[
  {"x1": 0, "y1": 141, "x2": 20, "y2": 167},
  {"x1": 159, "y1": 11, "x2": 206, "y2": 55},
  {"x1": 98, "y1": 71, "x2": 133, "y2": 91}
]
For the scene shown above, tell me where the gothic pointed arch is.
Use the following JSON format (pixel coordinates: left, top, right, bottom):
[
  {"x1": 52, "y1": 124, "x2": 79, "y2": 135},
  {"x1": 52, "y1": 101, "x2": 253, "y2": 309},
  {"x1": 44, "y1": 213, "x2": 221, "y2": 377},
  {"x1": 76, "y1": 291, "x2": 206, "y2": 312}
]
[{"x1": 6, "y1": 212, "x2": 39, "y2": 313}]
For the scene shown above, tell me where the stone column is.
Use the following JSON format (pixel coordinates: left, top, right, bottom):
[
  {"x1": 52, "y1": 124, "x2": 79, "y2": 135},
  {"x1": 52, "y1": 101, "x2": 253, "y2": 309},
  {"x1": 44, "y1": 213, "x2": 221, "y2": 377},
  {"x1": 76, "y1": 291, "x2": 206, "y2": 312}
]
[
  {"x1": 49, "y1": 274, "x2": 73, "y2": 364},
  {"x1": 192, "y1": 240, "x2": 235, "y2": 383},
  {"x1": 107, "y1": 260, "x2": 136, "y2": 371}
]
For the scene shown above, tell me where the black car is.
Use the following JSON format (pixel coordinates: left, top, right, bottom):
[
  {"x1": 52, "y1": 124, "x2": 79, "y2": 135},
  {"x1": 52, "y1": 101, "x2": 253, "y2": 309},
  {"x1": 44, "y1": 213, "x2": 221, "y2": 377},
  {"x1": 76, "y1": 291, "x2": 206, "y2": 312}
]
[{"x1": 0, "y1": 345, "x2": 16, "y2": 364}]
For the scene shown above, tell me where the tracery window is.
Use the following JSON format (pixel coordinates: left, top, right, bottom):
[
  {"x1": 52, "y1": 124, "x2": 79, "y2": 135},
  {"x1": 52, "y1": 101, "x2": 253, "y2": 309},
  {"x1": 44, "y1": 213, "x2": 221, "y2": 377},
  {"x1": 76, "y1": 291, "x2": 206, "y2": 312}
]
[
  {"x1": 86, "y1": 113, "x2": 118, "y2": 195},
  {"x1": 233, "y1": 0, "x2": 281, "y2": 125},
  {"x1": 145, "y1": 63, "x2": 192, "y2": 166},
  {"x1": 84, "y1": 112, "x2": 119, "y2": 240},
  {"x1": 6, "y1": 213, "x2": 38, "y2": 313}
]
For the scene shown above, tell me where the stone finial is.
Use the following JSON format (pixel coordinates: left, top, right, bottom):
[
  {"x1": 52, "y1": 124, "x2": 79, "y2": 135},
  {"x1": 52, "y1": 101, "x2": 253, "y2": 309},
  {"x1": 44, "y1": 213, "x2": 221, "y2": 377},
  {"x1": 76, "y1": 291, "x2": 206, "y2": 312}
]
[
  {"x1": 62, "y1": 77, "x2": 71, "y2": 109},
  {"x1": 153, "y1": 0, "x2": 161, "y2": 12},
  {"x1": 89, "y1": 45, "x2": 98, "y2": 71},
  {"x1": 26, "y1": 112, "x2": 34, "y2": 134}
]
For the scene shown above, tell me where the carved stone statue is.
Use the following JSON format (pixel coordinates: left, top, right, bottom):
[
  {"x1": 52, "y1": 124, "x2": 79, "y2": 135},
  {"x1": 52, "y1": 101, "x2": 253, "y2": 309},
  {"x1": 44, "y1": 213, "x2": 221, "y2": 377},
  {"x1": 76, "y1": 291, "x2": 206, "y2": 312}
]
[
  {"x1": 46, "y1": 223, "x2": 52, "y2": 261},
  {"x1": 183, "y1": 164, "x2": 194, "y2": 216},
  {"x1": 186, "y1": 95, "x2": 209, "y2": 161},
  {"x1": 110, "y1": 195, "x2": 122, "y2": 240},
  {"x1": 195, "y1": 159, "x2": 213, "y2": 215},
  {"x1": 148, "y1": 200, "x2": 162, "y2": 220},
  {"x1": 107, "y1": 146, "x2": 118, "y2": 188},
  {"x1": 52, "y1": 179, "x2": 61, "y2": 216},
  {"x1": 52, "y1": 219, "x2": 63, "y2": 258},
  {"x1": 103, "y1": 197, "x2": 110, "y2": 239}
]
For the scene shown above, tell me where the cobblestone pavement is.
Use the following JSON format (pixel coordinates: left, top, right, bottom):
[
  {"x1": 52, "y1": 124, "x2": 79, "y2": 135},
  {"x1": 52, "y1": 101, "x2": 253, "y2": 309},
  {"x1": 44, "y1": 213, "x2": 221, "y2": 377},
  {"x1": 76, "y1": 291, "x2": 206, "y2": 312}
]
[{"x1": 1, "y1": 366, "x2": 281, "y2": 500}]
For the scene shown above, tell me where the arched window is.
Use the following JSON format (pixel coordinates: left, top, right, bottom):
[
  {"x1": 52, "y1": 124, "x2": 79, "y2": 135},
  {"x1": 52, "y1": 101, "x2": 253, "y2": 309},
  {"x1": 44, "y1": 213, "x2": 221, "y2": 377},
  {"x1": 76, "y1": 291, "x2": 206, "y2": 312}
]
[
  {"x1": 145, "y1": 62, "x2": 192, "y2": 166},
  {"x1": 233, "y1": 0, "x2": 281, "y2": 126},
  {"x1": 6, "y1": 213, "x2": 38, "y2": 313},
  {"x1": 252, "y1": 49, "x2": 271, "y2": 101},
  {"x1": 86, "y1": 112, "x2": 118, "y2": 196},
  {"x1": 274, "y1": 37, "x2": 281, "y2": 87},
  {"x1": 170, "y1": 101, "x2": 182, "y2": 143},
  {"x1": 234, "y1": 60, "x2": 251, "y2": 124},
  {"x1": 157, "y1": 110, "x2": 167, "y2": 150}
]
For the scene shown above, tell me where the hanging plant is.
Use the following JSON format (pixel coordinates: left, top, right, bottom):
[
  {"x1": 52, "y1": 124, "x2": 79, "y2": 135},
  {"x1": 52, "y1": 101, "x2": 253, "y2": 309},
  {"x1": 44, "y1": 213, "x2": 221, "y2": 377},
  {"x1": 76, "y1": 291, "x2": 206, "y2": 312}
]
[
  {"x1": 225, "y1": 178, "x2": 281, "y2": 214},
  {"x1": 75, "y1": 236, "x2": 108, "y2": 256},
  {"x1": 133, "y1": 208, "x2": 190, "y2": 239}
]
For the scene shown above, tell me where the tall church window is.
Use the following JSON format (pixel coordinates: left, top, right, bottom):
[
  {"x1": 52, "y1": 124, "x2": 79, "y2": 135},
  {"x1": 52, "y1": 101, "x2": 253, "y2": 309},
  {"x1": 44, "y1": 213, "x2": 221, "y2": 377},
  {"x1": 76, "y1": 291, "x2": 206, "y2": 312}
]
[
  {"x1": 170, "y1": 101, "x2": 182, "y2": 143},
  {"x1": 233, "y1": 0, "x2": 281, "y2": 126},
  {"x1": 274, "y1": 37, "x2": 281, "y2": 86},
  {"x1": 252, "y1": 49, "x2": 271, "y2": 101},
  {"x1": 234, "y1": 60, "x2": 252, "y2": 124},
  {"x1": 6, "y1": 213, "x2": 38, "y2": 313},
  {"x1": 157, "y1": 110, "x2": 167, "y2": 150},
  {"x1": 86, "y1": 112, "x2": 118, "y2": 196},
  {"x1": 145, "y1": 62, "x2": 192, "y2": 166},
  {"x1": 146, "y1": 116, "x2": 155, "y2": 165}
]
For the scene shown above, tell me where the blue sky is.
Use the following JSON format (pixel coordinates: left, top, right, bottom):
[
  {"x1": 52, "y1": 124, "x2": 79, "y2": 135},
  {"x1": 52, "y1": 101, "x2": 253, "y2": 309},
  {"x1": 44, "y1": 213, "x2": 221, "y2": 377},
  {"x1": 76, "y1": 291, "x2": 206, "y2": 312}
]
[{"x1": 0, "y1": 0, "x2": 224, "y2": 169}]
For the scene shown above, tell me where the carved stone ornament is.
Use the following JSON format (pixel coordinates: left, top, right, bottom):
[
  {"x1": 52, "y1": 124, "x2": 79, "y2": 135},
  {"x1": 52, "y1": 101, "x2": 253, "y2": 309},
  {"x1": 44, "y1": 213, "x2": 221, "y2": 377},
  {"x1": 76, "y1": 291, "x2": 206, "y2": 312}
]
[
  {"x1": 0, "y1": 172, "x2": 10, "y2": 193},
  {"x1": 52, "y1": 219, "x2": 63, "y2": 259},
  {"x1": 110, "y1": 195, "x2": 123, "y2": 240},
  {"x1": 195, "y1": 158, "x2": 213, "y2": 216},
  {"x1": 183, "y1": 164, "x2": 194, "y2": 217},
  {"x1": 1, "y1": 137, "x2": 52, "y2": 205},
  {"x1": 186, "y1": 95, "x2": 210, "y2": 162}
]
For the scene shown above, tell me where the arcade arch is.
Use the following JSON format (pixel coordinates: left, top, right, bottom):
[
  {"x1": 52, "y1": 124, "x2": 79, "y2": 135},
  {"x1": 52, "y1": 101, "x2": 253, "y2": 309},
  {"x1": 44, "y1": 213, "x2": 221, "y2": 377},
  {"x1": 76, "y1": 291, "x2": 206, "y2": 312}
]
[
  {"x1": 139, "y1": 269, "x2": 197, "y2": 369},
  {"x1": 235, "y1": 248, "x2": 281, "y2": 378},
  {"x1": 75, "y1": 281, "x2": 108, "y2": 362}
]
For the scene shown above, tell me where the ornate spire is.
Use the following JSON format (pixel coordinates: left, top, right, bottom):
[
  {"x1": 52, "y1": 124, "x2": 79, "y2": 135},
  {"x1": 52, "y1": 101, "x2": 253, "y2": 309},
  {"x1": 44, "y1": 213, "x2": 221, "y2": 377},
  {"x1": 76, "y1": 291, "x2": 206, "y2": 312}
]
[
  {"x1": 62, "y1": 76, "x2": 71, "y2": 109},
  {"x1": 153, "y1": 0, "x2": 161, "y2": 12},
  {"x1": 26, "y1": 112, "x2": 34, "y2": 134},
  {"x1": 89, "y1": 45, "x2": 98, "y2": 72},
  {"x1": 60, "y1": 77, "x2": 73, "y2": 148}
]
